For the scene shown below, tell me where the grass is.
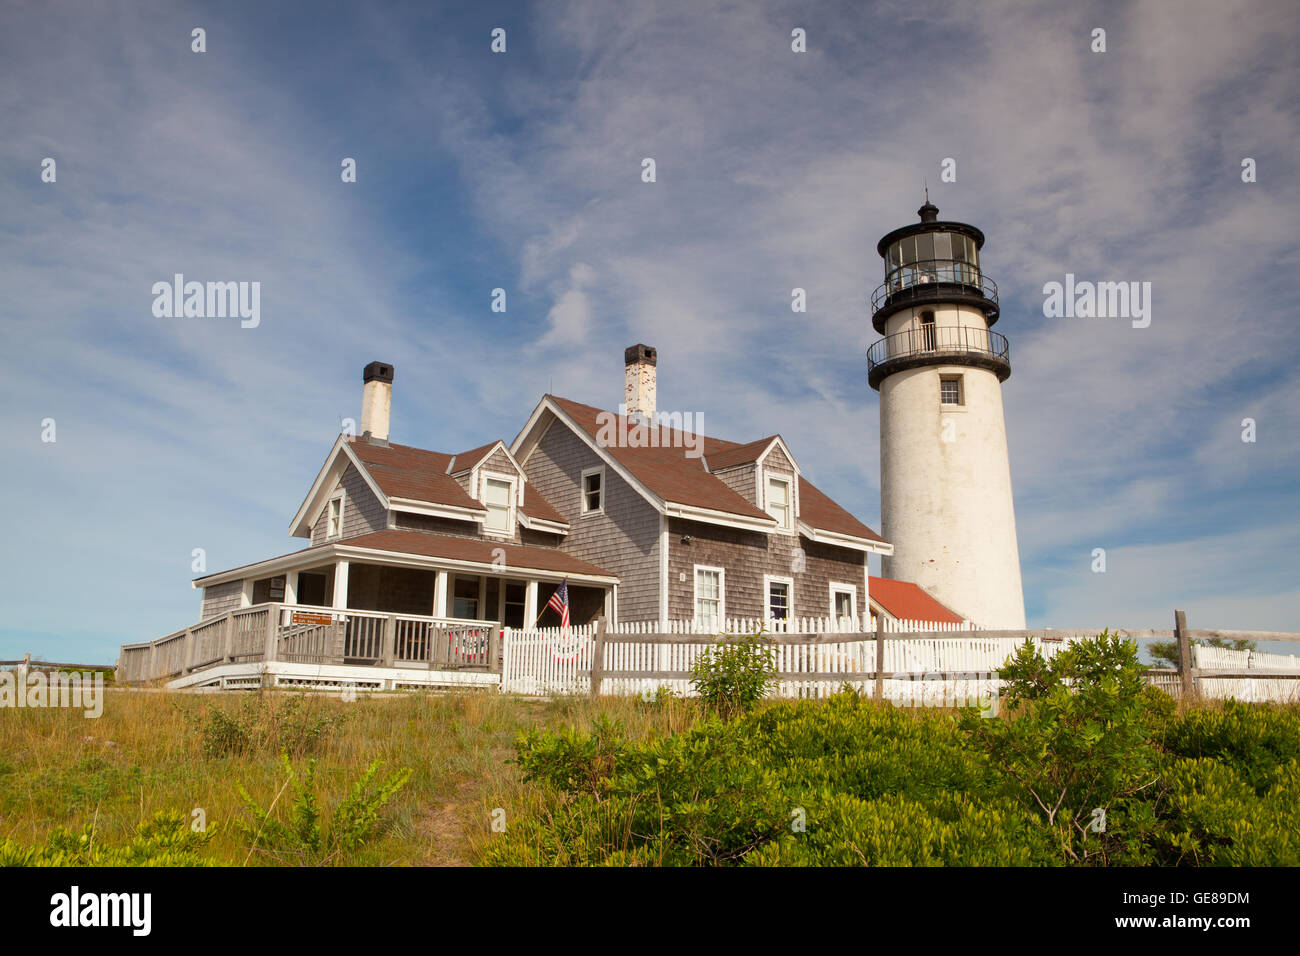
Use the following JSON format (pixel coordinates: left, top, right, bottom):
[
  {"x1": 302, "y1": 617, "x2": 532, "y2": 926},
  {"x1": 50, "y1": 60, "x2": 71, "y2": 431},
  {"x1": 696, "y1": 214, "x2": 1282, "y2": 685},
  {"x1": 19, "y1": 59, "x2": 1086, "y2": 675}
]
[{"x1": 0, "y1": 687, "x2": 693, "y2": 866}]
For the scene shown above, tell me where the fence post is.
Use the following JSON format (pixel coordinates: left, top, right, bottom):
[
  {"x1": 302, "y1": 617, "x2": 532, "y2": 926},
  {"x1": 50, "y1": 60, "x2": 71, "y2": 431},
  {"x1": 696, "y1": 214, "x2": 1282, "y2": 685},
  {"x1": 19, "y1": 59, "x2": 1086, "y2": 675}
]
[
  {"x1": 874, "y1": 615, "x2": 885, "y2": 703},
  {"x1": 381, "y1": 615, "x2": 396, "y2": 668},
  {"x1": 488, "y1": 625, "x2": 501, "y2": 673},
  {"x1": 1175, "y1": 608, "x2": 1196, "y2": 700},
  {"x1": 223, "y1": 611, "x2": 236, "y2": 663},
  {"x1": 263, "y1": 606, "x2": 279, "y2": 664},
  {"x1": 500, "y1": 627, "x2": 512, "y2": 691},
  {"x1": 589, "y1": 618, "x2": 607, "y2": 701}
]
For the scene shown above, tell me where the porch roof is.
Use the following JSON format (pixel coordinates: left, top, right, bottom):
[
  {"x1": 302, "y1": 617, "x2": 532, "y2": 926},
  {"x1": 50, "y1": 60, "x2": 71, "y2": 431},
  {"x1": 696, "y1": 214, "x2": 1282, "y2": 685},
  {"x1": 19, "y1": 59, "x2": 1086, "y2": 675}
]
[{"x1": 192, "y1": 530, "x2": 619, "y2": 589}]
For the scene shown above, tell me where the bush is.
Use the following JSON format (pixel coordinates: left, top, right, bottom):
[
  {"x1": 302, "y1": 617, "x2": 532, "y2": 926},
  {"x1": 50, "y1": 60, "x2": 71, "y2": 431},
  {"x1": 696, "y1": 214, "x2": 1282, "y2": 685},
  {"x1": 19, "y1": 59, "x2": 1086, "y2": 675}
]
[
  {"x1": 0, "y1": 811, "x2": 215, "y2": 866},
  {"x1": 1158, "y1": 700, "x2": 1300, "y2": 795},
  {"x1": 190, "y1": 693, "x2": 344, "y2": 758},
  {"x1": 482, "y1": 642, "x2": 1300, "y2": 867},
  {"x1": 960, "y1": 633, "x2": 1162, "y2": 864},
  {"x1": 486, "y1": 693, "x2": 1052, "y2": 866},
  {"x1": 234, "y1": 754, "x2": 412, "y2": 865},
  {"x1": 689, "y1": 629, "x2": 777, "y2": 716}
]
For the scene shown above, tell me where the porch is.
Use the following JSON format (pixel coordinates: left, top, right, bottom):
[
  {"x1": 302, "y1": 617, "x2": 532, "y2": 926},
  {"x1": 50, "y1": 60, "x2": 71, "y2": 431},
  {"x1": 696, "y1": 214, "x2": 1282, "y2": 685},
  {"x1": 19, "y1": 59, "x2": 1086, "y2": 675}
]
[
  {"x1": 119, "y1": 530, "x2": 618, "y2": 689},
  {"x1": 119, "y1": 602, "x2": 506, "y2": 690}
]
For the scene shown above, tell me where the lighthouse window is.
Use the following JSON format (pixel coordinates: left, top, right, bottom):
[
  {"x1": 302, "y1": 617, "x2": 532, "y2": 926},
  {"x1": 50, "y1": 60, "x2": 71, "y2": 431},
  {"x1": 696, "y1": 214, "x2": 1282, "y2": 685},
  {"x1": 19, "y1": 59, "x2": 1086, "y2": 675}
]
[
  {"x1": 932, "y1": 233, "x2": 952, "y2": 260},
  {"x1": 920, "y1": 313, "x2": 936, "y2": 350},
  {"x1": 940, "y1": 375, "x2": 963, "y2": 406}
]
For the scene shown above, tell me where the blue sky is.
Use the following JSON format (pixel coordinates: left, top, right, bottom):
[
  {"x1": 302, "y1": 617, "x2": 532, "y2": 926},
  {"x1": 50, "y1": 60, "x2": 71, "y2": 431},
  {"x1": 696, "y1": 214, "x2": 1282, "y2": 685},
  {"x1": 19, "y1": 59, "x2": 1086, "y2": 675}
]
[{"x1": 2, "y1": 0, "x2": 1298, "y2": 663}]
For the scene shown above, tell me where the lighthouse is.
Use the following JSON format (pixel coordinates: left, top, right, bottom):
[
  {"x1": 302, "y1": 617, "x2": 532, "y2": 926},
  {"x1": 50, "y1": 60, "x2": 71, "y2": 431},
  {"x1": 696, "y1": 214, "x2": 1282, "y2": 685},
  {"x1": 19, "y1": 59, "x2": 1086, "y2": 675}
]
[{"x1": 867, "y1": 201, "x2": 1026, "y2": 627}]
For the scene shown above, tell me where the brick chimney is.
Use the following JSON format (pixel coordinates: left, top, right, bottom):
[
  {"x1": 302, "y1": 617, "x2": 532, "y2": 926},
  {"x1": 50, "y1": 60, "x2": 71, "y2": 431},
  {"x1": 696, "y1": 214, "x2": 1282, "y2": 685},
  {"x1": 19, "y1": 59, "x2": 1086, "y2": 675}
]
[
  {"x1": 624, "y1": 344, "x2": 657, "y2": 424},
  {"x1": 361, "y1": 361, "x2": 394, "y2": 442}
]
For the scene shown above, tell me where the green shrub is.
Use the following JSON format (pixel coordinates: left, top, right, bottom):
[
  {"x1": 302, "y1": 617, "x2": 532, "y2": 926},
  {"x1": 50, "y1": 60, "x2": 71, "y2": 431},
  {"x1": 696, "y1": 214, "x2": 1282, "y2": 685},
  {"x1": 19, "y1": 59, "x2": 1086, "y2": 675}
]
[
  {"x1": 689, "y1": 629, "x2": 777, "y2": 716},
  {"x1": 190, "y1": 693, "x2": 344, "y2": 758},
  {"x1": 0, "y1": 811, "x2": 215, "y2": 866},
  {"x1": 482, "y1": 647, "x2": 1300, "y2": 868},
  {"x1": 961, "y1": 633, "x2": 1162, "y2": 865},
  {"x1": 1158, "y1": 700, "x2": 1300, "y2": 794},
  {"x1": 487, "y1": 692, "x2": 1047, "y2": 867},
  {"x1": 234, "y1": 754, "x2": 412, "y2": 865},
  {"x1": 1155, "y1": 756, "x2": 1300, "y2": 865}
]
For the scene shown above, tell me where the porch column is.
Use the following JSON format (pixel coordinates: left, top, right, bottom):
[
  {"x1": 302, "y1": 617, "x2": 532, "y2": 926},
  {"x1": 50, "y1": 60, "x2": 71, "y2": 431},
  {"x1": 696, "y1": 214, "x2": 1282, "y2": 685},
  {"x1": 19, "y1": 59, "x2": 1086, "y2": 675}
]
[
  {"x1": 524, "y1": 580, "x2": 538, "y2": 629},
  {"x1": 332, "y1": 560, "x2": 350, "y2": 610},
  {"x1": 433, "y1": 571, "x2": 448, "y2": 618},
  {"x1": 240, "y1": 579, "x2": 253, "y2": 608},
  {"x1": 284, "y1": 571, "x2": 298, "y2": 606},
  {"x1": 478, "y1": 575, "x2": 487, "y2": 621}
]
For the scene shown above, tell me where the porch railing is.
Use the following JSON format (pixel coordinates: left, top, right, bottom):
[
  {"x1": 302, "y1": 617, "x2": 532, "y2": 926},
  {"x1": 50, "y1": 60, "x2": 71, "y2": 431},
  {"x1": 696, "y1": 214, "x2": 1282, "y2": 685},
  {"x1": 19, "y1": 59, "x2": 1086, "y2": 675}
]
[{"x1": 118, "y1": 603, "x2": 500, "y2": 684}]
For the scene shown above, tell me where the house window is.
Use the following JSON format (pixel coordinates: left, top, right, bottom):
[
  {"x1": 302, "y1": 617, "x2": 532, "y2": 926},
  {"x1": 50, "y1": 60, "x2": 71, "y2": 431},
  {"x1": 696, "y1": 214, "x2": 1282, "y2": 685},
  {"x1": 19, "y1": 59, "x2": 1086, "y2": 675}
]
[
  {"x1": 765, "y1": 475, "x2": 792, "y2": 532},
  {"x1": 694, "y1": 566, "x2": 724, "y2": 630},
  {"x1": 327, "y1": 495, "x2": 343, "y2": 538},
  {"x1": 483, "y1": 477, "x2": 512, "y2": 533},
  {"x1": 453, "y1": 575, "x2": 481, "y2": 619},
  {"x1": 581, "y1": 467, "x2": 604, "y2": 515},
  {"x1": 765, "y1": 576, "x2": 792, "y2": 621},
  {"x1": 940, "y1": 375, "x2": 963, "y2": 406},
  {"x1": 504, "y1": 580, "x2": 527, "y2": 629},
  {"x1": 830, "y1": 585, "x2": 856, "y2": 624}
]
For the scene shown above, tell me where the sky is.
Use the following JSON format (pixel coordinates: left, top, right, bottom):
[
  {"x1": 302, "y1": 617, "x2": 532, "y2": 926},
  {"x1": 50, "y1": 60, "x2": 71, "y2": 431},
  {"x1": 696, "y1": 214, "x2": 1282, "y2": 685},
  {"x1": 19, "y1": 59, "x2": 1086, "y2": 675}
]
[{"x1": 2, "y1": 0, "x2": 1298, "y2": 663}]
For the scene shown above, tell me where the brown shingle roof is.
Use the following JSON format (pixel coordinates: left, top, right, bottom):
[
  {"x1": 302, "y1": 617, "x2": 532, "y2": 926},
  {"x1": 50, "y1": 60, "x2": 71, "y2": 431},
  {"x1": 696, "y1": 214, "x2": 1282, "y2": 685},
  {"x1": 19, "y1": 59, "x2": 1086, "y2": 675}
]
[
  {"x1": 548, "y1": 396, "x2": 885, "y2": 544},
  {"x1": 798, "y1": 478, "x2": 887, "y2": 544},
  {"x1": 869, "y1": 577, "x2": 963, "y2": 624},
  {"x1": 449, "y1": 441, "x2": 499, "y2": 474},
  {"x1": 548, "y1": 397, "x2": 772, "y2": 522},
  {"x1": 348, "y1": 439, "x2": 483, "y2": 511},
  {"x1": 197, "y1": 529, "x2": 613, "y2": 584},
  {"x1": 343, "y1": 530, "x2": 612, "y2": 578},
  {"x1": 705, "y1": 436, "x2": 779, "y2": 472},
  {"x1": 520, "y1": 480, "x2": 568, "y2": 526}
]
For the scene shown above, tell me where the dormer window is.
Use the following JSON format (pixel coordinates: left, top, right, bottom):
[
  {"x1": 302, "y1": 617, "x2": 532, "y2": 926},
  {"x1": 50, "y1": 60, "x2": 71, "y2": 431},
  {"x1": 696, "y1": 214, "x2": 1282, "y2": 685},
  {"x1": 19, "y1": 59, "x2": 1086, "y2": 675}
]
[
  {"x1": 327, "y1": 495, "x2": 343, "y2": 538},
  {"x1": 581, "y1": 467, "x2": 604, "y2": 515},
  {"x1": 765, "y1": 475, "x2": 792, "y2": 532},
  {"x1": 483, "y1": 477, "x2": 513, "y2": 534}
]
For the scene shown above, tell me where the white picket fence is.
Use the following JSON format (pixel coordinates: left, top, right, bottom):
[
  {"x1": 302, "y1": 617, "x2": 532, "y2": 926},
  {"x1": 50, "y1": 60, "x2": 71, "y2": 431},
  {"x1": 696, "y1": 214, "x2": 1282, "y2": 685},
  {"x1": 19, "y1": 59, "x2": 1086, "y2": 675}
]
[
  {"x1": 501, "y1": 617, "x2": 1063, "y2": 704},
  {"x1": 1193, "y1": 644, "x2": 1300, "y2": 703}
]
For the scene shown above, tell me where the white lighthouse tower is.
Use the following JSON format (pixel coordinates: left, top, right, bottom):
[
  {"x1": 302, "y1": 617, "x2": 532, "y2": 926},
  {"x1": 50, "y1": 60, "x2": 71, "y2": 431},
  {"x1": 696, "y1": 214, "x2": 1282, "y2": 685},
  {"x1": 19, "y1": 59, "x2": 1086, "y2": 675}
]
[{"x1": 868, "y1": 200, "x2": 1025, "y2": 627}]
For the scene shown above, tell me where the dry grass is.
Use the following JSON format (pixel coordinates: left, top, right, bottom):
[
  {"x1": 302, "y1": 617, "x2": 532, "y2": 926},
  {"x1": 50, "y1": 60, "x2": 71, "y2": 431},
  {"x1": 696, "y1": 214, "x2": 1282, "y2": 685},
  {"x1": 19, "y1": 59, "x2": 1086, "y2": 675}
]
[{"x1": 0, "y1": 687, "x2": 693, "y2": 866}]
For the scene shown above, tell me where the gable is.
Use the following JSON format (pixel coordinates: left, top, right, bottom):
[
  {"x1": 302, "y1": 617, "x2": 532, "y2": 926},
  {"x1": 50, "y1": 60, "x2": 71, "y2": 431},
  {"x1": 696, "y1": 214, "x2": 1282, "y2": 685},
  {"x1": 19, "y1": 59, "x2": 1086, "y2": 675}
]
[
  {"x1": 515, "y1": 397, "x2": 776, "y2": 530},
  {"x1": 512, "y1": 396, "x2": 889, "y2": 550}
]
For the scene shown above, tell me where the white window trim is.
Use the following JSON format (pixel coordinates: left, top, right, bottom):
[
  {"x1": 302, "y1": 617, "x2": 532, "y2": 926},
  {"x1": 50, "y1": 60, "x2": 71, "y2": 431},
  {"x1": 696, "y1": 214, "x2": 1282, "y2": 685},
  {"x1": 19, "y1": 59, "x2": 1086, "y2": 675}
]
[
  {"x1": 829, "y1": 583, "x2": 857, "y2": 622},
  {"x1": 326, "y1": 493, "x2": 344, "y2": 539},
  {"x1": 480, "y1": 473, "x2": 518, "y2": 538},
  {"x1": 693, "y1": 564, "x2": 726, "y2": 630},
  {"x1": 580, "y1": 465, "x2": 605, "y2": 517},
  {"x1": 764, "y1": 473, "x2": 794, "y2": 534},
  {"x1": 763, "y1": 574, "x2": 794, "y2": 621}
]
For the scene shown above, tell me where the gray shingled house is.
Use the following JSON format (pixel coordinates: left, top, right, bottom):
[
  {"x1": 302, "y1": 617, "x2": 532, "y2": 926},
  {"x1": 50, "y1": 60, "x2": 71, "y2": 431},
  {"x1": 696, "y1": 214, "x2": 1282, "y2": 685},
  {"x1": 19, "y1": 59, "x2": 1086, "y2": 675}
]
[{"x1": 183, "y1": 347, "x2": 918, "y2": 633}]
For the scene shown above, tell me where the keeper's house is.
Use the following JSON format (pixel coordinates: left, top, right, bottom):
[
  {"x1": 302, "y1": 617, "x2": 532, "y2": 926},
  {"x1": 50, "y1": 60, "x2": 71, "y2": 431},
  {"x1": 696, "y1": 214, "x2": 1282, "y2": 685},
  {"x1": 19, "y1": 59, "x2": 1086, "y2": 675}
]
[{"x1": 118, "y1": 347, "x2": 960, "y2": 687}]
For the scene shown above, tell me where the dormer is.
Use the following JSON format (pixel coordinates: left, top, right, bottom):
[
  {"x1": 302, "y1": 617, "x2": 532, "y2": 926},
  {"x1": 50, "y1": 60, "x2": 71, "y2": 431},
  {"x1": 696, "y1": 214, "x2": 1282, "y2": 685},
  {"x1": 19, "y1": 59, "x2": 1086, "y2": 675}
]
[
  {"x1": 448, "y1": 440, "x2": 569, "y2": 539},
  {"x1": 703, "y1": 435, "x2": 801, "y2": 533}
]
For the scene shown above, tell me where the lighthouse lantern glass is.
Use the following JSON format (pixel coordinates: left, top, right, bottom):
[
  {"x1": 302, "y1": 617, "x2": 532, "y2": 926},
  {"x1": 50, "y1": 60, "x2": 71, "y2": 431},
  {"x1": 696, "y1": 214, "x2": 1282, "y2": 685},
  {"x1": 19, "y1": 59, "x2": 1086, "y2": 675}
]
[{"x1": 884, "y1": 231, "x2": 981, "y2": 293}]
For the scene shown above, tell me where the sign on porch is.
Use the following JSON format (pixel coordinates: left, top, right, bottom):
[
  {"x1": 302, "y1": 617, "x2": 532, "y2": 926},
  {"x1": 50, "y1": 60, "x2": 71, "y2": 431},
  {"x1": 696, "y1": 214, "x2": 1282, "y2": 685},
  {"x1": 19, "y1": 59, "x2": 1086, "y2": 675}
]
[{"x1": 290, "y1": 611, "x2": 334, "y2": 627}]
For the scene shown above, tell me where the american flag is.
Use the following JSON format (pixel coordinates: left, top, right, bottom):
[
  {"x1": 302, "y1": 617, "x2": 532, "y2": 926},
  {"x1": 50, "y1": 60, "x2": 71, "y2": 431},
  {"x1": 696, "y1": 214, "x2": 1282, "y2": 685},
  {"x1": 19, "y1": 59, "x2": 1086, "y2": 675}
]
[{"x1": 546, "y1": 577, "x2": 570, "y2": 628}]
